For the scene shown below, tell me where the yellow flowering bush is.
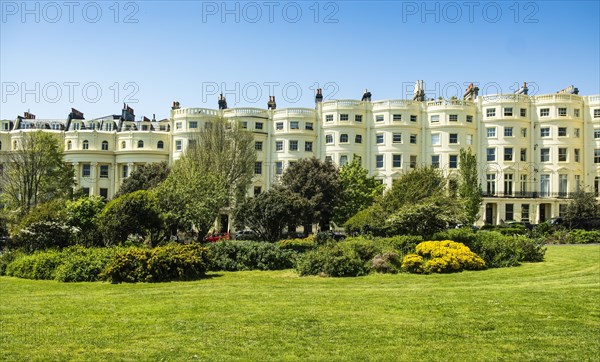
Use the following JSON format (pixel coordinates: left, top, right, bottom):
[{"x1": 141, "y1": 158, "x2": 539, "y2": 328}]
[{"x1": 402, "y1": 240, "x2": 485, "y2": 274}]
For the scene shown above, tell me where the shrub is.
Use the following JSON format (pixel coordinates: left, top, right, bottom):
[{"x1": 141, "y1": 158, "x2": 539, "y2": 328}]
[
  {"x1": 11, "y1": 221, "x2": 76, "y2": 252},
  {"x1": 0, "y1": 250, "x2": 24, "y2": 276},
  {"x1": 376, "y1": 235, "x2": 423, "y2": 255},
  {"x1": 278, "y1": 235, "x2": 315, "y2": 252},
  {"x1": 371, "y1": 252, "x2": 402, "y2": 274},
  {"x1": 54, "y1": 247, "x2": 115, "y2": 282},
  {"x1": 471, "y1": 232, "x2": 521, "y2": 268},
  {"x1": 432, "y1": 229, "x2": 477, "y2": 250},
  {"x1": 566, "y1": 229, "x2": 600, "y2": 244},
  {"x1": 5, "y1": 250, "x2": 63, "y2": 280},
  {"x1": 209, "y1": 241, "x2": 294, "y2": 271},
  {"x1": 512, "y1": 235, "x2": 546, "y2": 262},
  {"x1": 402, "y1": 240, "x2": 485, "y2": 274}
]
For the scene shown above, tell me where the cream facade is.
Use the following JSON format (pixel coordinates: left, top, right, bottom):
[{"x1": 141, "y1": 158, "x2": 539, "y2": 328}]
[{"x1": 1, "y1": 91, "x2": 599, "y2": 226}]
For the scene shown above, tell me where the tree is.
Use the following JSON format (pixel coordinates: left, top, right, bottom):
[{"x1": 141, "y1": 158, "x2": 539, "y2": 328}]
[
  {"x1": 281, "y1": 157, "x2": 342, "y2": 231},
  {"x1": 458, "y1": 148, "x2": 482, "y2": 225},
  {"x1": 115, "y1": 161, "x2": 170, "y2": 197},
  {"x1": 64, "y1": 195, "x2": 105, "y2": 247},
  {"x1": 186, "y1": 118, "x2": 256, "y2": 205},
  {"x1": 0, "y1": 131, "x2": 74, "y2": 215},
  {"x1": 565, "y1": 189, "x2": 600, "y2": 228},
  {"x1": 334, "y1": 157, "x2": 385, "y2": 225},
  {"x1": 98, "y1": 190, "x2": 164, "y2": 247},
  {"x1": 235, "y1": 188, "x2": 308, "y2": 242},
  {"x1": 155, "y1": 156, "x2": 228, "y2": 241},
  {"x1": 381, "y1": 166, "x2": 445, "y2": 213}
]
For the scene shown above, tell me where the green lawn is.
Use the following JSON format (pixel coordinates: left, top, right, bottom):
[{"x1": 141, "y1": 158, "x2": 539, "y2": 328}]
[{"x1": 1, "y1": 245, "x2": 599, "y2": 361}]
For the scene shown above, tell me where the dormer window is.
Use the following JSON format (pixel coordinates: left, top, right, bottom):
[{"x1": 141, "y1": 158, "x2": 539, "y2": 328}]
[{"x1": 82, "y1": 140, "x2": 89, "y2": 150}]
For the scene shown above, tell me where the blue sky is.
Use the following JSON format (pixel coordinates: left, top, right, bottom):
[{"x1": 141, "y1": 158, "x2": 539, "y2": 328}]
[{"x1": 1, "y1": 0, "x2": 599, "y2": 120}]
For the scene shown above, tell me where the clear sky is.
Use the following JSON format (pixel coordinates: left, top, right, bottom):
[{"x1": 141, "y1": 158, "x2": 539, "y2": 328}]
[{"x1": 1, "y1": 0, "x2": 599, "y2": 120}]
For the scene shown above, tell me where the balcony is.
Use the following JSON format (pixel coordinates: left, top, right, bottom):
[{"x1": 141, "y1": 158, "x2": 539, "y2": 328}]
[{"x1": 482, "y1": 191, "x2": 574, "y2": 199}]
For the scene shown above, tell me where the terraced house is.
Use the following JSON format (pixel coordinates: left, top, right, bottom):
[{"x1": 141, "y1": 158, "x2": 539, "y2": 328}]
[{"x1": 1, "y1": 84, "x2": 599, "y2": 226}]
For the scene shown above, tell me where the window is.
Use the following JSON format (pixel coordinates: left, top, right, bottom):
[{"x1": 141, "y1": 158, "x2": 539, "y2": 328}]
[
  {"x1": 276, "y1": 141, "x2": 283, "y2": 151},
  {"x1": 431, "y1": 133, "x2": 440, "y2": 145},
  {"x1": 520, "y1": 148, "x2": 527, "y2": 162},
  {"x1": 574, "y1": 109, "x2": 580, "y2": 117},
  {"x1": 410, "y1": 115, "x2": 417, "y2": 122},
  {"x1": 355, "y1": 135, "x2": 362, "y2": 144},
  {"x1": 325, "y1": 156, "x2": 332, "y2": 163},
  {"x1": 275, "y1": 162, "x2": 283, "y2": 175},
  {"x1": 376, "y1": 155, "x2": 384, "y2": 168},
  {"x1": 375, "y1": 115, "x2": 384, "y2": 122},
  {"x1": 340, "y1": 155, "x2": 348, "y2": 166},
  {"x1": 290, "y1": 121, "x2": 299, "y2": 130},
  {"x1": 596, "y1": 176, "x2": 600, "y2": 196},
  {"x1": 449, "y1": 114, "x2": 458, "y2": 122},
  {"x1": 430, "y1": 115, "x2": 440, "y2": 123},
  {"x1": 449, "y1": 133, "x2": 458, "y2": 144},
  {"x1": 275, "y1": 122, "x2": 283, "y2": 130},
  {"x1": 559, "y1": 174, "x2": 568, "y2": 197},
  {"x1": 486, "y1": 174, "x2": 496, "y2": 195},
  {"x1": 486, "y1": 108, "x2": 496, "y2": 117},
  {"x1": 387, "y1": 153, "x2": 401, "y2": 168},
  {"x1": 73, "y1": 122, "x2": 80, "y2": 130},
  {"x1": 540, "y1": 148, "x2": 550, "y2": 162},
  {"x1": 325, "y1": 114, "x2": 333, "y2": 122},
  {"x1": 487, "y1": 127, "x2": 496, "y2": 137},
  {"x1": 122, "y1": 165, "x2": 129, "y2": 178},
  {"x1": 156, "y1": 141, "x2": 163, "y2": 149},
  {"x1": 487, "y1": 148, "x2": 496, "y2": 162},
  {"x1": 289, "y1": 140, "x2": 298, "y2": 151},
  {"x1": 305, "y1": 122, "x2": 313, "y2": 130},
  {"x1": 520, "y1": 174, "x2": 528, "y2": 194},
  {"x1": 594, "y1": 109, "x2": 600, "y2": 118},
  {"x1": 325, "y1": 135, "x2": 333, "y2": 144},
  {"x1": 340, "y1": 114, "x2": 349, "y2": 121},
  {"x1": 355, "y1": 115, "x2": 362, "y2": 122},
  {"x1": 255, "y1": 122, "x2": 264, "y2": 130},
  {"x1": 376, "y1": 134, "x2": 384, "y2": 144},
  {"x1": 340, "y1": 134, "x2": 349, "y2": 143},
  {"x1": 101, "y1": 141, "x2": 108, "y2": 150},
  {"x1": 558, "y1": 108, "x2": 567, "y2": 117},
  {"x1": 574, "y1": 128, "x2": 580, "y2": 137},
  {"x1": 137, "y1": 140, "x2": 144, "y2": 148},
  {"x1": 521, "y1": 204, "x2": 530, "y2": 221},
  {"x1": 594, "y1": 129, "x2": 600, "y2": 139},
  {"x1": 67, "y1": 141, "x2": 72, "y2": 150},
  {"x1": 540, "y1": 127, "x2": 550, "y2": 137},
  {"x1": 449, "y1": 155, "x2": 458, "y2": 169},
  {"x1": 466, "y1": 115, "x2": 473, "y2": 123},
  {"x1": 175, "y1": 140, "x2": 182, "y2": 151},
  {"x1": 595, "y1": 149, "x2": 600, "y2": 164},
  {"x1": 254, "y1": 162, "x2": 262, "y2": 175},
  {"x1": 540, "y1": 175, "x2": 549, "y2": 196},
  {"x1": 393, "y1": 133, "x2": 402, "y2": 143},
  {"x1": 410, "y1": 134, "x2": 417, "y2": 144},
  {"x1": 254, "y1": 186, "x2": 262, "y2": 196},
  {"x1": 504, "y1": 107, "x2": 513, "y2": 116},
  {"x1": 410, "y1": 155, "x2": 417, "y2": 168},
  {"x1": 100, "y1": 165, "x2": 109, "y2": 178},
  {"x1": 82, "y1": 140, "x2": 89, "y2": 150},
  {"x1": 504, "y1": 127, "x2": 513, "y2": 137},
  {"x1": 504, "y1": 147, "x2": 513, "y2": 161},
  {"x1": 558, "y1": 127, "x2": 567, "y2": 137},
  {"x1": 558, "y1": 148, "x2": 567, "y2": 162},
  {"x1": 121, "y1": 141, "x2": 127, "y2": 149},
  {"x1": 505, "y1": 204, "x2": 514, "y2": 221},
  {"x1": 82, "y1": 164, "x2": 91, "y2": 177},
  {"x1": 500, "y1": 174, "x2": 513, "y2": 197},
  {"x1": 0, "y1": 141, "x2": 2, "y2": 150},
  {"x1": 466, "y1": 134, "x2": 473, "y2": 145},
  {"x1": 521, "y1": 128, "x2": 527, "y2": 137},
  {"x1": 540, "y1": 108, "x2": 549, "y2": 117},
  {"x1": 189, "y1": 121, "x2": 198, "y2": 129},
  {"x1": 176, "y1": 122, "x2": 182, "y2": 130},
  {"x1": 393, "y1": 114, "x2": 402, "y2": 121},
  {"x1": 520, "y1": 108, "x2": 527, "y2": 117},
  {"x1": 575, "y1": 175, "x2": 581, "y2": 191},
  {"x1": 99, "y1": 188, "x2": 108, "y2": 199},
  {"x1": 255, "y1": 141, "x2": 263, "y2": 151},
  {"x1": 305, "y1": 141, "x2": 313, "y2": 152},
  {"x1": 575, "y1": 149, "x2": 580, "y2": 162},
  {"x1": 431, "y1": 155, "x2": 440, "y2": 168}
]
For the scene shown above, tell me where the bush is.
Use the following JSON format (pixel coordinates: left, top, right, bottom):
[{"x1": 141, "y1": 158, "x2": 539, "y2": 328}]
[
  {"x1": 209, "y1": 241, "x2": 294, "y2": 271},
  {"x1": 566, "y1": 229, "x2": 600, "y2": 244},
  {"x1": 471, "y1": 232, "x2": 521, "y2": 268},
  {"x1": 432, "y1": 229, "x2": 477, "y2": 250},
  {"x1": 5, "y1": 250, "x2": 63, "y2": 280},
  {"x1": 376, "y1": 235, "x2": 423, "y2": 255},
  {"x1": 0, "y1": 250, "x2": 24, "y2": 276},
  {"x1": 512, "y1": 235, "x2": 546, "y2": 262},
  {"x1": 402, "y1": 240, "x2": 486, "y2": 274},
  {"x1": 54, "y1": 247, "x2": 115, "y2": 282},
  {"x1": 278, "y1": 235, "x2": 315, "y2": 252},
  {"x1": 11, "y1": 221, "x2": 76, "y2": 252},
  {"x1": 371, "y1": 252, "x2": 402, "y2": 274}
]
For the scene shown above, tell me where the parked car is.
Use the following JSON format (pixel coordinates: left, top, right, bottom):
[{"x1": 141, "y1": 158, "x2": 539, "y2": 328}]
[
  {"x1": 204, "y1": 232, "x2": 230, "y2": 243},
  {"x1": 234, "y1": 230, "x2": 258, "y2": 240}
]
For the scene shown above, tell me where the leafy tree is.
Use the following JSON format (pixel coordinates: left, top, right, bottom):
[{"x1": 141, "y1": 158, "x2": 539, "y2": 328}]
[
  {"x1": 115, "y1": 161, "x2": 170, "y2": 197},
  {"x1": 0, "y1": 131, "x2": 74, "y2": 215},
  {"x1": 381, "y1": 166, "x2": 445, "y2": 213},
  {"x1": 343, "y1": 202, "x2": 388, "y2": 236},
  {"x1": 281, "y1": 157, "x2": 342, "y2": 231},
  {"x1": 98, "y1": 190, "x2": 164, "y2": 247},
  {"x1": 155, "y1": 156, "x2": 228, "y2": 241},
  {"x1": 64, "y1": 195, "x2": 105, "y2": 247},
  {"x1": 186, "y1": 118, "x2": 256, "y2": 205},
  {"x1": 565, "y1": 189, "x2": 600, "y2": 228},
  {"x1": 235, "y1": 188, "x2": 308, "y2": 242},
  {"x1": 334, "y1": 158, "x2": 385, "y2": 225},
  {"x1": 458, "y1": 148, "x2": 482, "y2": 225}
]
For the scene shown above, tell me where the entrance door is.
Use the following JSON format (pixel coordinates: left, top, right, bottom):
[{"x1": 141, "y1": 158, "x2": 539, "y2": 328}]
[
  {"x1": 219, "y1": 214, "x2": 229, "y2": 233},
  {"x1": 485, "y1": 204, "x2": 494, "y2": 225},
  {"x1": 539, "y1": 204, "x2": 547, "y2": 223}
]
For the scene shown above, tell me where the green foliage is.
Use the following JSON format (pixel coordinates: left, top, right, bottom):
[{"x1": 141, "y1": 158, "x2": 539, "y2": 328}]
[
  {"x1": 0, "y1": 250, "x2": 24, "y2": 275},
  {"x1": 402, "y1": 240, "x2": 486, "y2": 274},
  {"x1": 235, "y1": 188, "x2": 308, "y2": 242},
  {"x1": 64, "y1": 196, "x2": 105, "y2": 247},
  {"x1": 99, "y1": 190, "x2": 164, "y2": 247},
  {"x1": 334, "y1": 158, "x2": 385, "y2": 225},
  {"x1": 564, "y1": 229, "x2": 600, "y2": 244},
  {"x1": 156, "y1": 157, "x2": 227, "y2": 240},
  {"x1": 115, "y1": 161, "x2": 170, "y2": 197},
  {"x1": 371, "y1": 252, "x2": 402, "y2": 274},
  {"x1": 100, "y1": 243, "x2": 211, "y2": 283},
  {"x1": 564, "y1": 189, "x2": 600, "y2": 228},
  {"x1": 377, "y1": 235, "x2": 423, "y2": 254},
  {"x1": 381, "y1": 166, "x2": 445, "y2": 213},
  {"x1": 458, "y1": 148, "x2": 482, "y2": 225},
  {"x1": 54, "y1": 247, "x2": 115, "y2": 282},
  {"x1": 470, "y1": 232, "x2": 522, "y2": 268},
  {"x1": 343, "y1": 203, "x2": 388, "y2": 236},
  {"x1": 5, "y1": 249, "x2": 63, "y2": 280},
  {"x1": 281, "y1": 157, "x2": 342, "y2": 230},
  {"x1": 513, "y1": 235, "x2": 546, "y2": 262},
  {"x1": 11, "y1": 220, "x2": 76, "y2": 252},
  {"x1": 208, "y1": 240, "x2": 294, "y2": 271},
  {"x1": 432, "y1": 228, "x2": 477, "y2": 250},
  {"x1": 278, "y1": 235, "x2": 315, "y2": 252}
]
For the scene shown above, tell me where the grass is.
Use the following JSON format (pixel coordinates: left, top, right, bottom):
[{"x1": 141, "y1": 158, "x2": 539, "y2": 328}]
[{"x1": 1, "y1": 245, "x2": 599, "y2": 361}]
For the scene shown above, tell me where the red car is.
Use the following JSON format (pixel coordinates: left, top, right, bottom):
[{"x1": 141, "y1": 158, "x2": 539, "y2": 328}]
[{"x1": 204, "y1": 232, "x2": 230, "y2": 243}]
